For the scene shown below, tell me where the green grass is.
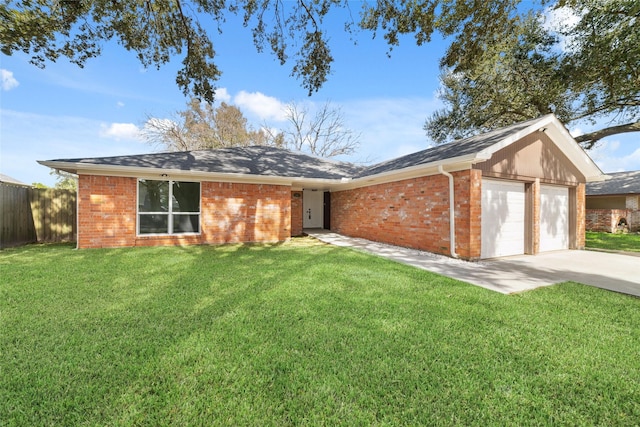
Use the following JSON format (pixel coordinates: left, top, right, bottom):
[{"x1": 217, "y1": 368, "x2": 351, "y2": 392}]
[
  {"x1": 586, "y1": 231, "x2": 640, "y2": 252},
  {"x1": 2, "y1": 239, "x2": 639, "y2": 426}
]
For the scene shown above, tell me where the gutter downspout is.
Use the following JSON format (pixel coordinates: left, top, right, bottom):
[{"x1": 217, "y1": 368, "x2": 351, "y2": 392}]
[{"x1": 438, "y1": 165, "x2": 459, "y2": 258}]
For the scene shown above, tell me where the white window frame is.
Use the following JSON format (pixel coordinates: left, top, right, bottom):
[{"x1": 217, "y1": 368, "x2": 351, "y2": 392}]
[{"x1": 137, "y1": 179, "x2": 202, "y2": 236}]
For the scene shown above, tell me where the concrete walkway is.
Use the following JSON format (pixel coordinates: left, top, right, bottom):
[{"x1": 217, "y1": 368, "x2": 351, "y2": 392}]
[{"x1": 305, "y1": 230, "x2": 640, "y2": 296}]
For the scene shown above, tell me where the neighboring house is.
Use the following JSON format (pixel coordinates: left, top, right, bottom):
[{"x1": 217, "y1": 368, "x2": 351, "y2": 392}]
[
  {"x1": 0, "y1": 173, "x2": 30, "y2": 187},
  {"x1": 586, "y1": 170, "x2": 640, "y2": 232},
  {"x1": 39, "y1": 114, "x2": 604, "y2": 259}
]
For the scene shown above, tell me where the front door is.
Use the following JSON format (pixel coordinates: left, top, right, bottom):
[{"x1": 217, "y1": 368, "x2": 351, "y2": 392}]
[
  {"x1": 323, "y1": 191, "x2": 331, "y2": 229},
  {"x1": 303, "y1": 190, "x2": 324, "y2": 228}
]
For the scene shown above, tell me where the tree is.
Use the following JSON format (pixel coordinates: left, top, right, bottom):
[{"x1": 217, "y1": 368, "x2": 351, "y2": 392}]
[
  {"x1": 281, "y1": 101, "x2": 360, "y2": 157},
  {"x1": 142, "y1": 98, "x2": 268, "y2": 151},
  {"x1": 144, "y1": 98, "x2": 359, "y2": 158},
  {"x1": 425, "y1": 1, "x2": 640, "y2": 148},
  {"x1": 1, "y1": 0, "x2": 343, "y2": 100},
  {"x1": 5, "y1": 1, "x2": 636, "y2": 144},
  {"x1": 0, "y1": 0, "x2": 540, "y2": 101},
  {"x1": 50, "y1": 170, "x2": 78, "y2": 190},
  {"x1": 425, "y1": 14, "x2": 570, "y2": 143}
]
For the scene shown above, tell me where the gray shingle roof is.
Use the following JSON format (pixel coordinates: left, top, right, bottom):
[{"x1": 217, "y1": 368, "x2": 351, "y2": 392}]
[
  {"x1": 586, "y1": 171, "x2": 640, "y2": 196},
  {"x1": 0, "y1": 173, "x2": 29, "y2": 186},
  {"x1": 49, "y1": 146, "x2": 365, "y2": 180},
  {"x1": 358, "y1": 116, "x2": 544, "y2": 178},
  {"x1": 43, "y1": 114, "x2": 600, "y2": 183}
]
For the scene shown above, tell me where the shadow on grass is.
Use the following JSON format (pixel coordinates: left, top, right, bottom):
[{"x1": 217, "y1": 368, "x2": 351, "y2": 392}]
[{"x1": 2, "y1": 239, "x2": 640, "y2": 425}]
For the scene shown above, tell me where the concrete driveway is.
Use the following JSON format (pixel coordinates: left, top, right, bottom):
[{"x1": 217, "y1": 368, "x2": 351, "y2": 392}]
[
  {"x1": 459, "y1": 250, "x2": 640, "y2": 295},
  {"x1": 306, "y1": 230, "x2": 640, "y2": 296}
]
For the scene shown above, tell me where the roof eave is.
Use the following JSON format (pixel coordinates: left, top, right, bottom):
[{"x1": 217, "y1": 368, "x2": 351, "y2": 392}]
[
  {"x1": 335, "y1": 153, "x2": 487, "y2": 190},
  {"x1": 38, "y1": 161, "x2": 299, "y2": 186},
  {"x1": 39, "y1": 154, "x2": 487, "y2": 192}
]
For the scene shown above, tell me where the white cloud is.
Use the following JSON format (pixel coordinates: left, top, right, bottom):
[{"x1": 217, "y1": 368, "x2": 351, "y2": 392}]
[
  {"x1": 117, "y1": 101, "x2": 125, "y2": 108},
  {"x1": 1, "y1": 69, "x2": 19, "y2": 91},
  {"x1": 99, "y1": 122, "x2": 141, "y2": 141},
  {"x1": 541, "y1": 6, "x2": 582, "y2": 52},
  {"x1": 214, "y1": 88, "x2": 232, "y2": 103},
  {"x1": 588, "y1": 138, "x2": 640, "y2": 173},
  {"x1": 234, "y1": 90, "x2": 288, "y2": 121},
  {"x1": 569, "y1": 127, "x2": 583, "y2": 138},
  {"x1": 1, "y1": 110, "x2": 146, "y2": 186}
]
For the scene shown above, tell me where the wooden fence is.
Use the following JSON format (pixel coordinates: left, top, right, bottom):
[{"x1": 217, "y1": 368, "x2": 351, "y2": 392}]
[{"x1": 0, "y1": 183, "x2": 77, "y2": 249}]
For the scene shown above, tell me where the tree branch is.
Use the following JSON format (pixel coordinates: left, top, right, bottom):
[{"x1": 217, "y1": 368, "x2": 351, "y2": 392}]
[{"x1": 575, "y1": 121, "x2": 640, "y2": 149}]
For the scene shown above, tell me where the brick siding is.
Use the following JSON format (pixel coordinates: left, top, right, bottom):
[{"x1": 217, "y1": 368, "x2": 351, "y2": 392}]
[
  {"x1": 78, "y1": 175, "x2": 292, "y2": 248},
  {"x1": 586, "y1": 208, "x2": 637, "y2": 233},
  {"x1": 586, "y1": 195, "x2": 639, "y2": 233},
  {"x1": 78, "y1": 175, "x2": 137, "y2": 248},
  {"x1": 575, "y1": 183, "x2": 586, "y2": 247},
  {"x1": 331, "y1": 170, "x2": 481, "y2": 260},
  {"x1": 290, "y1": 191, "x2": 304, "y2": 236}
]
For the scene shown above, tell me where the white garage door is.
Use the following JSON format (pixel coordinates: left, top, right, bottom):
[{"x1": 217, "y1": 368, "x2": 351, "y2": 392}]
[
  {"x1": 540, "y1": 185, "x2": 569, "y2": 252},
  {"x1": 481, "y1": 179, "x2": 526, "y2": 259}
]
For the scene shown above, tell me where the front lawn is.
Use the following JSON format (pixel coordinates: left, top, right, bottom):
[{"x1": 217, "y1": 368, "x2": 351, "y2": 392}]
[
  {"x1": 586, "y1": 231, "x2": 640, "y2": 252},
  {"x1": 1, "y1": 239, "x2": 639, "y2": 426}
]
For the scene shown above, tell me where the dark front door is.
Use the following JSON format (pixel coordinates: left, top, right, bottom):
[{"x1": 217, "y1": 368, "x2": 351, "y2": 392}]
[{"x1": 323, "y1": 191, "x2": 331, "y2": 230}]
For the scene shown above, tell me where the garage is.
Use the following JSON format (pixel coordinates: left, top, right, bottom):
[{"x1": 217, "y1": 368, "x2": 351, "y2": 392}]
[
  {"x1": 539, "y1": 185, "x2": 569, "y2": 252},
  {"x1": 481, "y1": 179, "x2": 526, "y2": 259}
]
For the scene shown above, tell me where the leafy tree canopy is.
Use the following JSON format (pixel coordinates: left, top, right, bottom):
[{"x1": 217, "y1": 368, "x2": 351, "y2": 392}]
[
  {"x1": 3, "y1": 0, "x2": 637, "y2": 146},
  {"x1": 143, "y1": 98, "x2": 358, "y2": 157},
  {"x1": 142, "y1": 99, "x2": 270, "y2": 151},
  {"x1": 50, "y1": 169, "x2": 78, "y2": 190},
  {"x1": 1, "y1": 0, "x2": 529, "y2": 101},
  {"x1": 425, "y1": 0, "x2": 640, "y2": 148}
]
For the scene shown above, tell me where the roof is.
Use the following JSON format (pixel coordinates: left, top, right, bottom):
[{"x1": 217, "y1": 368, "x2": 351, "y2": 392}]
[
  {"x1": 42, "y1": 146, "x2": 364, "y2": 180},
  {"x1": 39, "y1": 114, "x2": 605, "y2": 187},
  {"x1": 586, "y1": 171, "x2": 640, "y2": 196},
  {"x1": 359, "y1": 116, "x2": 544, "y2": 178},
  {"x1": 0, "y1": 173, "x2": 30, "y2": 187}
]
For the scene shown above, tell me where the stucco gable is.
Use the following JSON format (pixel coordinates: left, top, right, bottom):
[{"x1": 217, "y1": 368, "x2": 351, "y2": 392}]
[{"x1": 473, "y1": 131, "x2": 586, "y2": 185}]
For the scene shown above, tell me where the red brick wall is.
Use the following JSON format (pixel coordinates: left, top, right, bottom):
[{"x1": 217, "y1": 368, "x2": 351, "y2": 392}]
[
  {"x1": 199, "y1": 182, "x2": 291, "y2": 244},
  {"x1": 78, "y1": 175, "x2": 137, "y2": 248},
  {"x1": 466, "y1": 169, "x2": 482, "y2": 259},
  {"x1": 78, "y1": 175, "x2": 292, "y2": 248},
  {"x1": 290, "y1": 191, "x2": 304, "y2": 236},
  {"x1": 331, "y1": 170, "x2": 480, "y2": 259},
  {"x1": 586, "y1": 209, "x2": 631, "y2": 233},
  {"x1": 575, "y1": 183, "x2": 586, "y2": 248}
]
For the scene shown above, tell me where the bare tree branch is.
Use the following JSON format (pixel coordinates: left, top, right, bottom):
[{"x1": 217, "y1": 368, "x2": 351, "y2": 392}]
[
  {"x1": 282, "y1": 101, "x2": 360, "y2": 157},
  {"x1": 575, "y1": 121, "x2": 640, "y2": 149}
]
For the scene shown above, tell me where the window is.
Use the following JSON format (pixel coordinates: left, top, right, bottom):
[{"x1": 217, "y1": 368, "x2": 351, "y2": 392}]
[{"x1": 138, "y1": 180, "x2": 200, "y2": 235}]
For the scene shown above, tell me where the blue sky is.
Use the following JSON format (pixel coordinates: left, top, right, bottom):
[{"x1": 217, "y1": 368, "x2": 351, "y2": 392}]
[{"x1": 1, "y1": 7, "x2": 639, "y2": 186}]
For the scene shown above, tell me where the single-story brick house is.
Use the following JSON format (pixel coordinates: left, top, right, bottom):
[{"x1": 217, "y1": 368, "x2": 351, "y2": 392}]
[
  {"x1": 40, "y1": 114, "x2": 604, "y2": 259},
  {"x1": 586, "y1": 170, "x2": 640, "y2": 232}
]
